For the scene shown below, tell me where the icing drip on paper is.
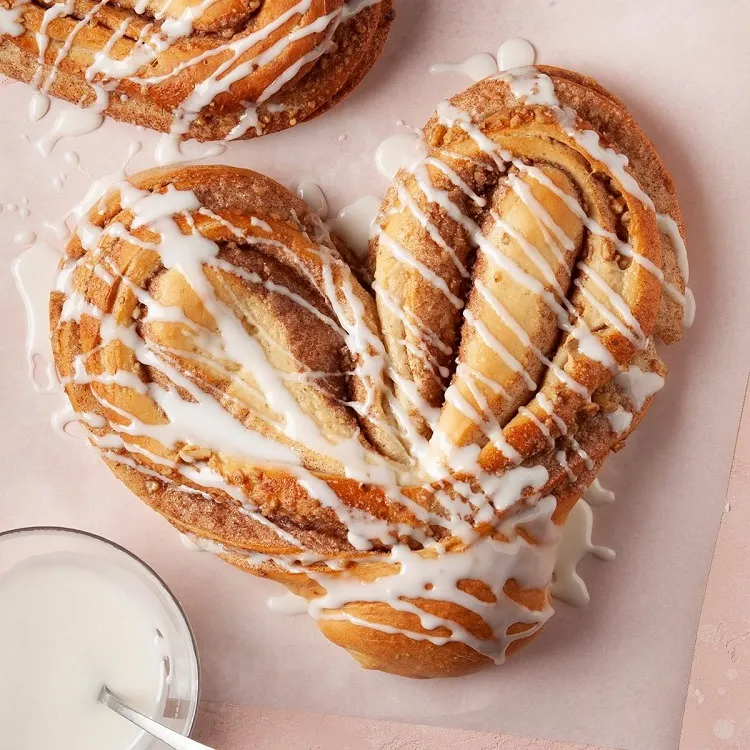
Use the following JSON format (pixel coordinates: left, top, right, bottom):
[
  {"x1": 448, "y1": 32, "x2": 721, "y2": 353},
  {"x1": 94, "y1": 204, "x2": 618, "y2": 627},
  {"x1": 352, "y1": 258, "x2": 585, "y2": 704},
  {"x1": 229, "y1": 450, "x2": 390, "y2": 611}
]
[
  {"x1": 11, "y1": 240, "x2": 62, "y2": 391},
  {"x1": 11, "y1": 142, "x2": 144, "y2": 434},
  {"x1": 35, "y1": 89, "x2": 109, "y2": 157},
  {"x1": 29, "y1": 92, "x2": 50, "y2": 122},
  {"x1": 584, "y1": 478, "x2": 615, "y2": 506},
  {"x1": 375, "y1": 132, "x2": 428, "y2": 181},
  {"x1": 551, "y1": 499, "x2": 615, "y2": 607},
  {"x1": 497, "y1": 38, "x2": 536, "y2": 71},
  {"x1": 428, "y1": 39, "x2": 536, "y2": 83},
  {"x1": 296, "y1": 182, "x2": 329, "y2": 219},
  {"x1": 266, "y1": 592, "x2": 308, "y2": 616},
  {"x1": 326, "y1": 196, "x2": 381, "y2": 259},
  {"x1": 429, "y1": 54, "x2": 498, "y2": 82}
]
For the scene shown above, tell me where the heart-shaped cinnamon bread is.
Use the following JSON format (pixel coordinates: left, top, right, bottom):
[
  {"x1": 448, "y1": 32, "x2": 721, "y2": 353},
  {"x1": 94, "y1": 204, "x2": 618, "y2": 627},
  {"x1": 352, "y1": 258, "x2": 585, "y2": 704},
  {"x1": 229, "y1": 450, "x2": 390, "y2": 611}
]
[{"x1": 51, "y1": 67, "x2": 690, "y2": 678}]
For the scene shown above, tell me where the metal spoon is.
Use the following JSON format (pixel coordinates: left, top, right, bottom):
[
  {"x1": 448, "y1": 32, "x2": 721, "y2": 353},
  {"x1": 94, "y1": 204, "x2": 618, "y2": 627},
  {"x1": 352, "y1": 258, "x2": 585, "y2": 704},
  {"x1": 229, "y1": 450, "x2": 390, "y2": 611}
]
[{"x1": 99, "y1": 686, "x2": 215, "y2": 750}]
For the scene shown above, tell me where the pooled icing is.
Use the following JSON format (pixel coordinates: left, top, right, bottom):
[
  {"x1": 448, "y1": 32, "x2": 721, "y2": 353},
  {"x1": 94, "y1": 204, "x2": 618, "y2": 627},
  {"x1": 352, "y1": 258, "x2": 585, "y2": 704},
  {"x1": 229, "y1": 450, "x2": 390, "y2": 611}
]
[
  {"x1": 551, "y1": 498, "x2": 615, "y2": 607},
  {"x1": 12, "y1": 240, "x2": 62, "y2": 392},
  {"x1": 584, "y1": 478, "x2": 615, "y2": 506},
  {"x1": 0, "y1": 7, "x2": 23, "y2": 36},
  {"x1": 615, "y1": 366, "x2": 665, "y2": 411},
  {"x1": 296, "y1": 182, "x2": 329, "y2": 220},
  {"x1": 428, "y1": 38, "x2": 536, "y2": 84},
  {"x1": 326, "y1": 196, "x2": 381, "y2": 259},
  {"x1": 429, "y1": 54, "x2": 499, "y2": 83},
  {"x1": 497, "y1": 38, "x2": 536, "y2": 71},
  {"x1": 375, "y1": 132, "x2": 428, "y2": 181}
]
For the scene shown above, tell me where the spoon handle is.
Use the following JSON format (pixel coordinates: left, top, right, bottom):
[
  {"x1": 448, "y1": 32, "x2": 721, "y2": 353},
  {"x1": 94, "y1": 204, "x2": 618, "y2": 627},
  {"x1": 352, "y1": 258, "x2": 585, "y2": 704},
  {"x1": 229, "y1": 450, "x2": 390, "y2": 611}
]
[{"x1": 100, "y1": 687, "x2": 215, "y2": 750}]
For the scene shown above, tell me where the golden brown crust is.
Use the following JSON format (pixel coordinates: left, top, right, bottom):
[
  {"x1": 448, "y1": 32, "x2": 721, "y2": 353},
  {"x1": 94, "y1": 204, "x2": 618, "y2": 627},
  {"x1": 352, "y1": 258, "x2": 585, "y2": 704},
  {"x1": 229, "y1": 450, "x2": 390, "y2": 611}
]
[{"x1": 0, "y1": 0, "x2": 394, "y2": 140}]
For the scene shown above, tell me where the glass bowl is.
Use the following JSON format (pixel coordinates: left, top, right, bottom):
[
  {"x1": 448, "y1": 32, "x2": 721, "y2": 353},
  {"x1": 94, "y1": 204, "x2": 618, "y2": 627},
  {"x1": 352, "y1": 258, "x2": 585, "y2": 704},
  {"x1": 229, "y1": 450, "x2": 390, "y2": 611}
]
[{"x1": 0, "y1": 526, "x2": 200, "y2": 749}]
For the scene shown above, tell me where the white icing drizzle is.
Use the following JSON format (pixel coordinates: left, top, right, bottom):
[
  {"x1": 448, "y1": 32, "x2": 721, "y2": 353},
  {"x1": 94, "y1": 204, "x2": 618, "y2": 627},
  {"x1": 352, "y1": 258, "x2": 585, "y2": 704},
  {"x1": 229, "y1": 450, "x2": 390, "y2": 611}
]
[
  {"x1": 266, "y1": 592, "x2": 308, "y2": 616},
  {"x1": 51, "y1": 402, "x2": 106, "y2": 437},
  {"x1": 555, "y1": 450, "x2": 576, "y2": 482},
  {"x1": 375, "y1": 132, "x2": 428, "y2": 181},
  {"x1": 551, "y1": 498, "x2": 615, "y2": 607},
  {"x1": 372, "y1": 100, "x2": 639, "y2": 471},
  {"x1": 378, "y1": 231, "x2": 464, "y2": 309},
  {"x1": 657, "y1": 213, "x2": 689, "y2": 284},
  {"x1": 154, "y1": 0, "x2": 378, "y2": 162},
  {"x1": 576, "y1": 262, "x2": 647, "y2": 349},
  {"x1": 0, "y1": 7, "x2": 23, "y2": 36},
  {"x1": 32, "y1": 55, "x2": 687, "y2": 661},
  {"x1": 366, "y1": 64, "x2": 683, "y2": 624},
  {"x1": 216, "y1": 497, "x2": 559, "y2": 662},
  {"x1": 326, "y1": 196, "x2": 381, "y2": 259},
  {"x1": 682, "y1": 287, "x2": 696, "y2": 329},
  {"x1": 497, "y1": 67, "x2": 695, "y2": 325},
  {"x1": 497, "y1": 38, "x2": 536, "y2": 71},
  {"x1": 614, "y1": 366, "x2": 665, "y2": 411},
  {"x1": 606, "y1": 407, "x2": 633, "y2": 435},
  {"x1": 429, "y1": 54, "x2": 499, "y2": 83},
  {"x1": 412, "y1": 99, "x2": 642, "y2": 387},
  {"x1": 365, "y1": 68, "x2": 686, "y2": 506},
  {"x1": 11, "y1": 240, "x2": 62, "y2": 392},
  {"x1": 584, "y1": 478, "x2": 615, "y2": 506},
  {"x1": 296, "y1": 182, "x2": 329, "y2": 220},
  {"x1": 569, "y1": 437, "x2": 594, "y2": 471}
]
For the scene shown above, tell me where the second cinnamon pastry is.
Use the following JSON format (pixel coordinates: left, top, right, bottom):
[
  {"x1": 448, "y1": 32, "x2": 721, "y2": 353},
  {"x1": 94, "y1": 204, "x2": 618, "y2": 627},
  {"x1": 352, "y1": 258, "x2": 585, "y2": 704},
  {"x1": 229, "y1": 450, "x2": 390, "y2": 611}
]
[{"x1": 0, "y1": 0, "x2": 393, "y2": 142}]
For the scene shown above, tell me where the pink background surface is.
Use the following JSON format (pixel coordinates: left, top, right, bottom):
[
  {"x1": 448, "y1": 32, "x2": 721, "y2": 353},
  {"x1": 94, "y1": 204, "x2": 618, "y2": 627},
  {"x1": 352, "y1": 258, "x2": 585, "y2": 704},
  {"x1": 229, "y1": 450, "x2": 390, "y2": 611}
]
[{"x1": 1, "y1": 1, "x2": 749, "y2": 748}]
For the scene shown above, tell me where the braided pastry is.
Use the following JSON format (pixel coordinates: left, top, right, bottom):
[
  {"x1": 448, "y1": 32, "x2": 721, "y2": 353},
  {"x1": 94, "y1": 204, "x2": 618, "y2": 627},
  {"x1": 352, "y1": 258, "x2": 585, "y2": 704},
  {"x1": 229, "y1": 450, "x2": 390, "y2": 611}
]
[
  {"x1": 50, "y1": 66, "x2": 689, "y2": 679},
  {"x1": 0, "y1": 0, "x2": 393, "y2": 142}
]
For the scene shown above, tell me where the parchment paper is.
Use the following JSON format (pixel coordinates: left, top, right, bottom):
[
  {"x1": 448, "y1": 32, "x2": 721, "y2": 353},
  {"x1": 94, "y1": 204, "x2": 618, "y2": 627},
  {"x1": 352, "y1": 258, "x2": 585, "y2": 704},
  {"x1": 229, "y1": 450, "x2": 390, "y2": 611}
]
[{"x1": 1, "y1": 1, "x2": 749, "y2": 748}]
